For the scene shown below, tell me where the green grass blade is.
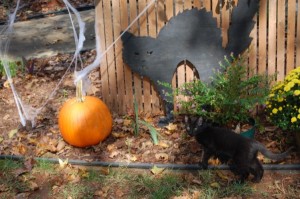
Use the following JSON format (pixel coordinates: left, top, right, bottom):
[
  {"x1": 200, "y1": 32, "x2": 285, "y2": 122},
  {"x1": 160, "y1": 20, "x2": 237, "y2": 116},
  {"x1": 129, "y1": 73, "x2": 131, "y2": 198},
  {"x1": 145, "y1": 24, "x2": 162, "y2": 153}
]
[{"x1": 138, "y1": 120, "x2": 159, "y2": 145}]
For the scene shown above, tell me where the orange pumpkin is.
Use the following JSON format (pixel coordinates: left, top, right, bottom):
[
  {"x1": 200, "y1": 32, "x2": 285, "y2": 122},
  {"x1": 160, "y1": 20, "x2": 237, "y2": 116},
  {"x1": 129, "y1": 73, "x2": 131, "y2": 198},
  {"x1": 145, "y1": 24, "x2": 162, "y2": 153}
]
[{"x1": 58, "y1": 81, "x2": 112, "y2": 147}]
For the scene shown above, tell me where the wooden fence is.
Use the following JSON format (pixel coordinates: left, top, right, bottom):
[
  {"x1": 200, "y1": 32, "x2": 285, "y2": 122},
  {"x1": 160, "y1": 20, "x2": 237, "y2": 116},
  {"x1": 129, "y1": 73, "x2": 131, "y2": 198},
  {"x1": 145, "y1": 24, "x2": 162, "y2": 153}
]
[{"x1": 95, "y1": 0, "x2": 300, "y2": 115}]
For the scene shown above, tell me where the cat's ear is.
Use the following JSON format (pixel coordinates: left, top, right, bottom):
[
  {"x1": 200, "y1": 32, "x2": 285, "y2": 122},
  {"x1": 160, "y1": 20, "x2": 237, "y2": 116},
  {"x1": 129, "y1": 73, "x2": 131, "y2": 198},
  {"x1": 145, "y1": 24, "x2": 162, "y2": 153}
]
[
  {"x1": 197, "y1": 117, "x2": 203, "y2": 126},
  {"x1": 184, "y1": 115, "x2": 189, "y2": 123}
]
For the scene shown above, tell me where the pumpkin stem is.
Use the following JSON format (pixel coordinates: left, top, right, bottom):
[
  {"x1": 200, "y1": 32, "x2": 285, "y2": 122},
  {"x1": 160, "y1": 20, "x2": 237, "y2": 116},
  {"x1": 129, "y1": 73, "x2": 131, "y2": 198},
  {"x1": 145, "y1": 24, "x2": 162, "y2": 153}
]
[{"x1": 76, "y1": 79, "x2": 85, "y2": 102}]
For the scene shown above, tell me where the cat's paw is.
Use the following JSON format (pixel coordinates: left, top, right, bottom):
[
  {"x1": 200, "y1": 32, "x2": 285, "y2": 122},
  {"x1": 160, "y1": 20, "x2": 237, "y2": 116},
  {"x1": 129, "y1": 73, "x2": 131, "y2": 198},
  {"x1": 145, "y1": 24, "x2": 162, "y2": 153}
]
[{"x1": 198, "y1": 162, "x2": 208, "y2": 169}]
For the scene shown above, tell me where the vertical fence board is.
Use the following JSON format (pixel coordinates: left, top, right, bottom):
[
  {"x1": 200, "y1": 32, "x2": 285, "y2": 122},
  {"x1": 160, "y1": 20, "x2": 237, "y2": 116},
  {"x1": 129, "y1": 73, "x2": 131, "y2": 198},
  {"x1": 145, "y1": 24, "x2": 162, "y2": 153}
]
[
  {"x1": 129, "y1": 0, "x2": 144, "y2": 113},
  {"x1": 97, "y1": 1, "x2": 110, "y2": 106},
  {"x1": 194, "y1": 0, "x2": 202, "y2": 9},
  {"x1": 258, "y1": 0, "x2": 267, "y2": 74},
  {"x1": 165, "y1": 0, "x2": 174, "y2": 20},
  {"x1": 286, "y1": 0, "x2": 296, "y2": 73},
  {"x1": 268, "y1": 0, "x2": 277, "y2": 77},
  {"x1": 120, "y1": 0, "x2": 134, "y2": 114},
  {"x1": 277, "y1": 0, "x2": 286, "y2": 80},
  {"x1": 248, "y1": 10, "x2": 258, "y2": 76},
  {"x1": 203, "y1": 0, "x2": 211, "y2": 11},
  {"x1": 147, "y1": 0, "x2": 162, "y2": 114},
  {"x1": 138, "y1": 0, "x2": 151, "y2": 114},
  {"x1": 112, "y1": 0, "x2": 123, "y2": 113},
  {"x1": 221, "y1": 0, "x2": 230, "y2": 47},
  {"x1": 103, "y1": 0, "x2": 118, "y2": 111},
  {"x1": 211, "y1": 0, "x2": 220, "y2": 27}
]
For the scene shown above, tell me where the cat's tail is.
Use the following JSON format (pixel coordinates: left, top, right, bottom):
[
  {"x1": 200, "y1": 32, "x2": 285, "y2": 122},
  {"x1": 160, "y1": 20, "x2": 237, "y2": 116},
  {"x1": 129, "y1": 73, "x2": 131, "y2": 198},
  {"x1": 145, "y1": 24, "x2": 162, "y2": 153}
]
[{"x1": 253, "y1": 141, "x2": 293, "y2": 161}]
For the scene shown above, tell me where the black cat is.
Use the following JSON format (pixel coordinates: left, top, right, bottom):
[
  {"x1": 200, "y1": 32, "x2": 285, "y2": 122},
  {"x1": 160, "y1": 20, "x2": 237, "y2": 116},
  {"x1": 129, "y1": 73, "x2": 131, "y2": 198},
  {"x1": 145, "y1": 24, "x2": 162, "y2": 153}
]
[{"x1": 185, "y1": 116, "x2": 293, "y2": 183}]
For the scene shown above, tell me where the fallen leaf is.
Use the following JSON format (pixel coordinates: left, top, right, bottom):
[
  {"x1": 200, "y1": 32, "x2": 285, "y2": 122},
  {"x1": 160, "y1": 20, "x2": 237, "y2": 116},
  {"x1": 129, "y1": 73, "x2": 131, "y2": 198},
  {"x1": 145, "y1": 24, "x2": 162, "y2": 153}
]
[
  {"x1": 56, "y1": 140, "x2": 66, "y2": 151},
  {"x1": 3, "y1": 114, "x2": 10, "y2": 120},
  {"x1": 58, "y1": 158, "x2": 68, "y2": 169},
  {"x1": 24, "y1": 157, "x2": 36, "y2": 170},
  {"x1": 123, "y1": 119, "x2": 132, "y2": 126},
  {"x1": 0, "y1": 136, "x2": 3, "y2": 143},
  {"x1": 216, "y1": 170, "x2": 229, "y2": 181},
  {"x1": 155, "y1": 153, "x2": 169, "y2": 161},
  {"x1": 13, "y1": 168, "x2": 29, "y2": 177},
  {"x1": 265, "y1": 126, "x2": 278, "y2": 132},
  {"x1": 166, "y1": 123, "x2": 177, "y2": 131},
  {"x1": 210, "y1": 182, "x2": 221, "y2": 189},
  {"x1": 99, "y1": 167, "x2": 110, "y2": 175},
  {"x1": 116, "y1": 189, "x2": 125, "y2": 197},
  {"x1": 158, "y1": 141, "x2": 170, "y2": 148},
  {"x1": 8, "y1": 129, "x2": 18, "y2": 138},
  {"x1": 29, "y1": 181, "x2": 39, "y2": 191},
  {"x1": 15, "y1": 193, "x2": 30, "y2": 199},
  {"x1": 112, "y1": 131, "x2": 128, "y2": 138},
  {"x1": 150, "y1": 165, "x2": 165, "y2": 175},
  {"x1": 0, "y1": 184, "x2": 9, "y2": 192},
  {"x1": 109, "y1": 151, "x2": 119, "y2": 158},
  {"x1": 114, "y1": 118, "x2": 124, "y2": 124},
  {"x1": 107, "y1": 144, "x2": 116, "y2": 151}
]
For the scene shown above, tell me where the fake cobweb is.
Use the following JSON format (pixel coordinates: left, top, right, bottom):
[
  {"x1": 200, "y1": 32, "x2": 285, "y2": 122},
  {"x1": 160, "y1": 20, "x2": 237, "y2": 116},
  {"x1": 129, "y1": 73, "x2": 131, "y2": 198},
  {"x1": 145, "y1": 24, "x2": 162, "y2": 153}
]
[{"x1": 0, "y1": 0, "x2": 155, "y2": 129}]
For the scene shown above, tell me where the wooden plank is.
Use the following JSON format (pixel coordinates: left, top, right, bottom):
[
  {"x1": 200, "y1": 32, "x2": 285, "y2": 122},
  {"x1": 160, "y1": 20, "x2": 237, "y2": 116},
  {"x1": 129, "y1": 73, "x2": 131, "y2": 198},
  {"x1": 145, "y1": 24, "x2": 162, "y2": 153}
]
[
  {"x1": 258, "y1": 0, "x2": 267, "y2": 74},
  {"x1": 156, "y1": 0, "x2": 165, "y2": 36},
  {"x1": 165, "y1": 0, "x2": 174, "y2": 20},
  {"x1": 268, "y1": 0, "x2": 277, "y2": 77},
  {"x1": 138, "y1": 0, "x2": 152, "y2": 114},
  {"x1": 286, "y1": 0, "x2": 296, "y2": 73},
  {"x1": 147, "y1": 0, "x2": 161, "y2": 114},
  {"x1": 139, "y1": 0, "x2": 148, "y2": 36},
  {"x1": 120, "y1": 0, "x2": 134, "y2": 114},
  {"x1": 297, "y1": 0, "x2": 300, "y2": 67},
  {"x1": 193, "y1": 0, "x2": 202, "y2": 9},
  {"x1": 221, "y1": 0, "x2": 230, "y2": 47},
  {"x1": 277, "y1": 0, "x2": 285, "y2": 80},
  {"x1": 184, "y1": 0, "x2": 192, "y2": 9},
  {"x1": 211, "y1": 0, "x2": 220, "y2": 27},
  {"x1": 111, "y1": 0, "x2": 124, "y2": 114},
  {"x1": 175, "y1": 0, "x2": 184, "y2": 14},
  {"x1": 98, "y1": 0, "x2": 110, "y2": 107},
  {"x1": 186, "y1": 61, "x2": 196, "y2": 82},
  {"x1": 129, "y1": 0, "x2": 143, "y2": 113},
  {"x1": 203, "y1": 0, "x2": 211, "y2": 11},
  {"x1": 248, "y1": 12, "x2": 258, "y2": 76},
  {"x1": 95, "y1": 0, "x2": 105, "y2": 99}
]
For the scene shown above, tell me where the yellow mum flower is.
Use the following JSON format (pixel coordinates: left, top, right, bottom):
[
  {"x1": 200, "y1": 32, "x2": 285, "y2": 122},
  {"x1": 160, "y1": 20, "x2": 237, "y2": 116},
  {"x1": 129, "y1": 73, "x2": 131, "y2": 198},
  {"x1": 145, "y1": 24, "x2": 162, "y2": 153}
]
[
  {"x1": 265, "y1": 101, "x2": 269, "y2": 105},
  {"x1": 284, "y1": 86, "x2": 291, "y2": 92},
  {"x1": 298, "y1": 114, "x2": 300, "y2": 119},
  {"x1": 287, "y1": 82, "x2": 295, "y2": 88},
  {"x1": 269, "y1": 93, "x2": 275, "y2": 97},
  {"x1": 294, "y1": 90, "x2": 300, "y2": 96},
  {"x1": 291, "y1": 117, "x2": 297, "y2": 123},
  {"x1": 298, "y1": 108, "x2": 300, "y2": 113},
  {"x1": 277, "y1": 97, "x2": 284, "y2": 102},
  {"x1": 272, "y1": 108, "x2": 278, "y2": 114},
  {"x1": 279, "y1": 107, "x2": 283, "y2": 111}
]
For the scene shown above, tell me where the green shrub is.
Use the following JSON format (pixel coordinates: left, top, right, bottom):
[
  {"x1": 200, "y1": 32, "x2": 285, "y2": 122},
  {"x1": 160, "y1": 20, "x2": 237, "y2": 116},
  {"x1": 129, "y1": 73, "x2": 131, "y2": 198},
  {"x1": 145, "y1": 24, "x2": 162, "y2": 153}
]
[{"x1": 171, "y1": 55, "x2": 273, "y2": 125}]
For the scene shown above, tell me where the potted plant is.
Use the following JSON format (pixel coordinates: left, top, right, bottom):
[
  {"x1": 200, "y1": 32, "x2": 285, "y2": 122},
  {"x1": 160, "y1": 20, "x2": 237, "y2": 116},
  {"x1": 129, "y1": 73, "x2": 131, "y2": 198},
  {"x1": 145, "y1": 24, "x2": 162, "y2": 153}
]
[
  {"x1": 265, "y1": 67, "x2": 300, "y2": 148},
  {"x1": 174, "y1": 54, "x2": 273, "y2": 137}
]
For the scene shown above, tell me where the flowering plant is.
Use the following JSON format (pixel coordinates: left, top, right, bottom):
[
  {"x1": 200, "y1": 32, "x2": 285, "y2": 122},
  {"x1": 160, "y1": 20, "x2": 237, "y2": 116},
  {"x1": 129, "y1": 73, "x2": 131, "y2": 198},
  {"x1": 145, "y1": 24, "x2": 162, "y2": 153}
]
[{"x1": 265, "y1": 67, "x2": 300, "y2": 131}]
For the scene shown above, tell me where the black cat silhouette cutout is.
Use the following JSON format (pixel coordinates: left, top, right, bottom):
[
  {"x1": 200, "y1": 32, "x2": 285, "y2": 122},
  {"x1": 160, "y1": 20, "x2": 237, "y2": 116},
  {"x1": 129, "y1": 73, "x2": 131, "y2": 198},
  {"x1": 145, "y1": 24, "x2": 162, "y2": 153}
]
[{"x1": 122, "y1": 0, "x2": 259, "y2": 122}]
